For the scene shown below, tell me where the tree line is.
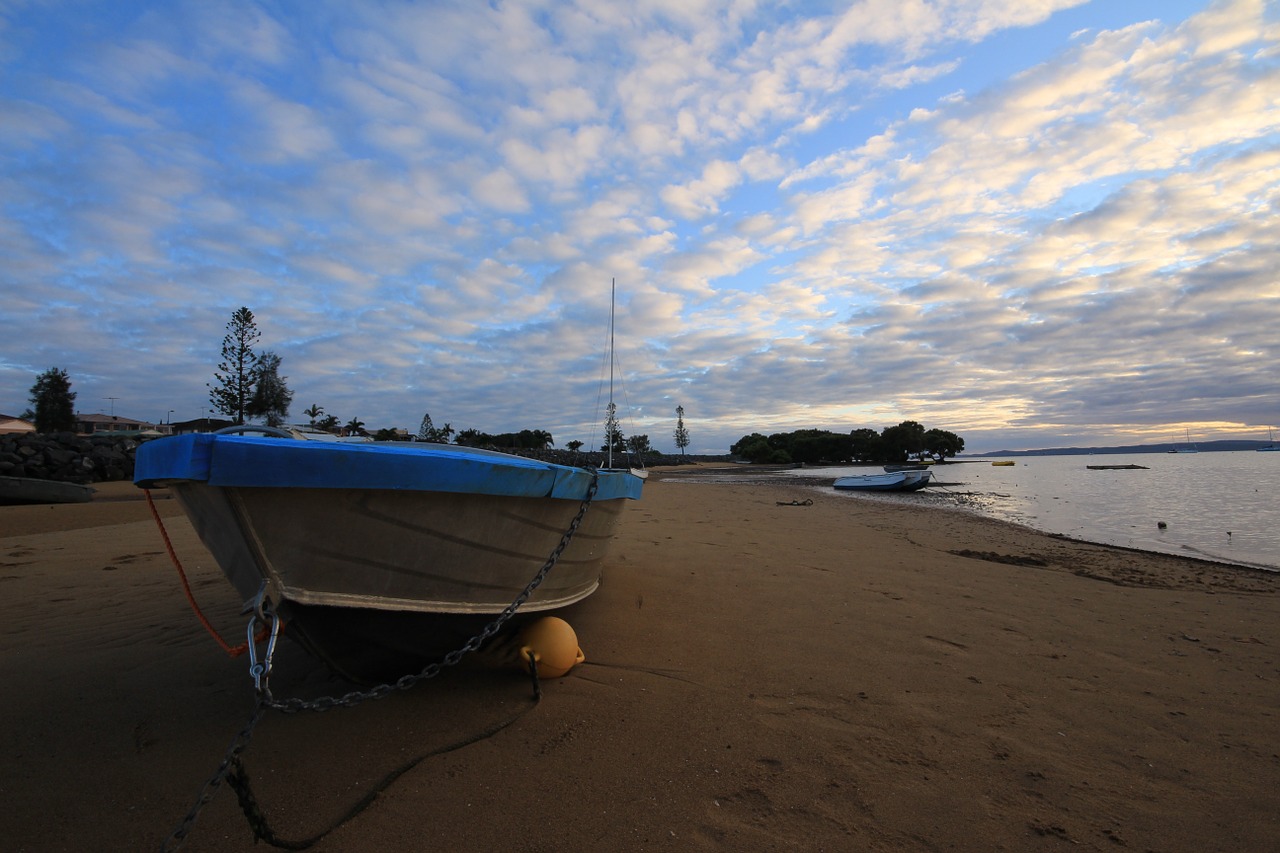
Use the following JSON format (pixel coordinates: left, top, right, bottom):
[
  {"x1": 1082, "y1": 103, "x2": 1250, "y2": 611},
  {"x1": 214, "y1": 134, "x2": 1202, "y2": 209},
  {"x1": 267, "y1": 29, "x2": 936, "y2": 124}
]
[
  {"x1": 731, "y1": 421, "x2": 964, "y2": 465},
  {"x1": 210, "y1": 308, "x2": 365, "y2": 435},
  {"x1": 22, "y1": 307, "x2": 697, "y2": 456},
  {"x1": 418, "y1": 415, "x2": 659, "y2": 456}
]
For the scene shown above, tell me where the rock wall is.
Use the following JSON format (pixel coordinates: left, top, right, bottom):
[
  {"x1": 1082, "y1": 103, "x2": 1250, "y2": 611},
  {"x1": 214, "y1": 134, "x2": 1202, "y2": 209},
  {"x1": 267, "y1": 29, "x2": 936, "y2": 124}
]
[{"x1": 0, "y1": 433, "x2": 141, "y2": 483}]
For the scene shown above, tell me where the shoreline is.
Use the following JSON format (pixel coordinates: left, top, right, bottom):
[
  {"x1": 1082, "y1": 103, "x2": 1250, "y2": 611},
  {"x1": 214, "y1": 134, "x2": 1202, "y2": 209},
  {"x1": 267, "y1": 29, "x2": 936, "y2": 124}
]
[
  {"x1": 3, "y1": 474, "x2": 1278, "y2": 851},
  {"x1": 655, "y1": 462, "x2": 1280, "y2": 575}
]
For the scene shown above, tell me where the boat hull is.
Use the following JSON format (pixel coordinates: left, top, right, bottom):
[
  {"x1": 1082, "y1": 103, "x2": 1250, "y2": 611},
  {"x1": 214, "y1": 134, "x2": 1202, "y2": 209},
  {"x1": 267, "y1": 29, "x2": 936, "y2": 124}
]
[
  {"x1": 899, "y1": 470, "x2": 933, "y2": 491},
  {"x1": 833, "y1": 470, "x2": 933, "y2": 492},
  {"x1": 135, "y1": 435, "x2": 642, "y2": 677},
  {"x1": 168, "y1": 481, "x2": 627, "y2": 615},
  {"x1": 0, "y1": 475, "x2": 94, "y2": 505}
]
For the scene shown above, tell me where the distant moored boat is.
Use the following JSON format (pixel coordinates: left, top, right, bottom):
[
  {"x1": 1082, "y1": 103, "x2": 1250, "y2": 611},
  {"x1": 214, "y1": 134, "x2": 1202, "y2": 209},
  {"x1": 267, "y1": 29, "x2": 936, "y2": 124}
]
[{"x1": 1167, "y1": 428, "x2": 1198, "y2": 453}]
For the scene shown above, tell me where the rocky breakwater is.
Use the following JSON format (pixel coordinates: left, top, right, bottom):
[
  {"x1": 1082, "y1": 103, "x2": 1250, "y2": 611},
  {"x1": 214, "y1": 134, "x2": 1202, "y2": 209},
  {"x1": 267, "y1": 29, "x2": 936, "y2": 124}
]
[{"x1": 0, "y1": 433, "x2": 142, "y2": 483}]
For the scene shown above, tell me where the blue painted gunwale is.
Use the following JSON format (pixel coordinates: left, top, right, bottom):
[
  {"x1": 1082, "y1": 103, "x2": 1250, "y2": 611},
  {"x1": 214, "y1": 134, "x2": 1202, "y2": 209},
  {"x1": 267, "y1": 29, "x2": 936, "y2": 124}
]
[{"x1": 134, "y1": 434, "x2": 642, "y2": 501}]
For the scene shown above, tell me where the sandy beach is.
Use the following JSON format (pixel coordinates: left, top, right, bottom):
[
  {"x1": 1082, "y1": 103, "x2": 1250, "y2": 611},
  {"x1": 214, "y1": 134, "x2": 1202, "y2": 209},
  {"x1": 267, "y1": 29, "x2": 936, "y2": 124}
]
[{"x1": 2, "y1": 470, "x2": 1277, "y2": 852}]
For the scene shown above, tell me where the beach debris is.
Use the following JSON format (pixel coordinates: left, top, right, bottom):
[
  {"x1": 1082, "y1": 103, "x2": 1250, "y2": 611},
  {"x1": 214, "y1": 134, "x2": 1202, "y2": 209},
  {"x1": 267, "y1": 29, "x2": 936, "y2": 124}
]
[
  {"x1": 518, "y1": 616, "x2": 585, "y2": 678},
  {"x1": 776, "y1": 498, "x2": 813, "y2": 506},
  {"x1": 950, "y1": 549, "x2": 1049, "y2": 567}
]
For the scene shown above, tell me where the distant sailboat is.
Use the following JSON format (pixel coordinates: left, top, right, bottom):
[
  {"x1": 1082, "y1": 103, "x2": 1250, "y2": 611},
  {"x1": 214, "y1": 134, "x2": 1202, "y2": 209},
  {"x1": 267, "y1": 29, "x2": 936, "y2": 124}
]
[
  {"x1": 1259, "y1": 427, "x2": 1278, "y2": 452},
  {"x1": 1167, "y1": 428, "x2": 1198, "y2": 453}
]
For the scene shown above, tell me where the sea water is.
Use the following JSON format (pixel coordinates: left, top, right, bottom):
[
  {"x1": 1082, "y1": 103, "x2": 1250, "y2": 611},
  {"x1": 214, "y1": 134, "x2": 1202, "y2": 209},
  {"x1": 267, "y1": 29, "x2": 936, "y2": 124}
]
[{"x1": 785, "y1": 452, "x2": 1278, "y2": 571}]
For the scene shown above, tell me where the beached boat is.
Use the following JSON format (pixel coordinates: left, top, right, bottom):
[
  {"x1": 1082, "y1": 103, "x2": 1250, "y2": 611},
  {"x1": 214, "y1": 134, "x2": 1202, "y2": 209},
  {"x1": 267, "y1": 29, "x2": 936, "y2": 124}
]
[
  {"x1": 833, "y1": 470, "x2": 933, "y2": 492},
  {"x1": 900, "y1": 470, "x2": 933, "y2": 490},
  {"x1": 134, "y1": 433, "x2": 643, "y2": 677},
  {"x1": 991, "y1": 460, "x2": 1015, "y2": 466},
  {"x1": 0, "y1": 475, "x2": 94, "y2": 505}
]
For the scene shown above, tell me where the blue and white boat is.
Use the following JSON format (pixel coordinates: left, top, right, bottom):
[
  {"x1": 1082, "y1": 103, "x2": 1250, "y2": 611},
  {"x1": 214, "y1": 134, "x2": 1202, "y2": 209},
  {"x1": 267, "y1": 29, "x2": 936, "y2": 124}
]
[
  {"x1": 833, "y1": 469, "x2": 933, "y2": 492},
  {"x1": 135, "y1": 432, "x2": 643, "y2": 677}
]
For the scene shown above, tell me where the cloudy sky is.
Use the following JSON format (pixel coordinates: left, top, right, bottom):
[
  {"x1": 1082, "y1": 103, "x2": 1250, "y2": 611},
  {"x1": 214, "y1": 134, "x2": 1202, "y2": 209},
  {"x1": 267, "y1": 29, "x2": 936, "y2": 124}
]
[{"x1": 2, "y1": 0, "x2": 1277, "y2": 454}]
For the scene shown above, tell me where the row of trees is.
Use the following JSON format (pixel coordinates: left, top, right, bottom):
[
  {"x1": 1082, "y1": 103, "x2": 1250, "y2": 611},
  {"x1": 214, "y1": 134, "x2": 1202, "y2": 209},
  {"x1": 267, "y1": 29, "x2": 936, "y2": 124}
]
[
  {"x1": 415, "y1": 413, "x2": 659, "y2": 456},
  {"x1": 210, "y1": 307, "x2": 372, "y2": 437},
  {"x1": 22, "y1": 307, "x2": 697, "y2": 456},
  {"x1": 731, "y1": 421, "x2": 965, "y2": 465},
  {"x1": 298, "y1": 404, "x2": 370, "y2": 436},
  {"x1": 17, "y1": 310, "x2": 293, "y2": 436},
  {"x1": 212, "y1": 309, "x2": 690, "y2": 456}
]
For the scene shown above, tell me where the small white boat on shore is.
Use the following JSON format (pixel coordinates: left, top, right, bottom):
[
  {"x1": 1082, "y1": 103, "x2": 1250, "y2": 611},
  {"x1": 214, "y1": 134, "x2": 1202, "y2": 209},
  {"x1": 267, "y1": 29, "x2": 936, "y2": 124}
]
[
  {"x1": 0, "y1": 475, "x2": 94, "y2": 505},
  {"x1": 834, "y1": 470, "x2": 933, "y2": 492}
]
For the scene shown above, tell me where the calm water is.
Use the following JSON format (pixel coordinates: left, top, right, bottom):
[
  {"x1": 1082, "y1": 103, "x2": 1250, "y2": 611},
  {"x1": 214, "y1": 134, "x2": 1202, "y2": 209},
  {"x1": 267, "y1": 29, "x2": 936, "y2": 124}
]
[{"x1": 779, "y1": 452, "x2": 1278, "y2": 571}]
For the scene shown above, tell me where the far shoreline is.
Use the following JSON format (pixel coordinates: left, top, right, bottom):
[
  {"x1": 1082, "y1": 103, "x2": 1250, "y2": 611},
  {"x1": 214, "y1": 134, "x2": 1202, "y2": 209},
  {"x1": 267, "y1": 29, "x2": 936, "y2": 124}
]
[{"x1": 650, "y1": 461, "x2": 1280, "y2": 576}]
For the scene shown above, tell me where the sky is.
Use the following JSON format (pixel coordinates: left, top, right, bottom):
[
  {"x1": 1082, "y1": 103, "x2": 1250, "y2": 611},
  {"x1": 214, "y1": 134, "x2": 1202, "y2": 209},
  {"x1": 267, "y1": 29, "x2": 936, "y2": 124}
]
[{"x1": 2, "y1": 0, "x2": 1278, "y2": 454}]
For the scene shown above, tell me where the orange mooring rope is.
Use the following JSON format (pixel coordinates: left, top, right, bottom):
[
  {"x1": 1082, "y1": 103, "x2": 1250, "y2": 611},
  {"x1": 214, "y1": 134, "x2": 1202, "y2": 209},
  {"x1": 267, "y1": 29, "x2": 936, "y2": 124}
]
[{"x1": 145, "y1": 488, "x2": 258, "y2": 658}]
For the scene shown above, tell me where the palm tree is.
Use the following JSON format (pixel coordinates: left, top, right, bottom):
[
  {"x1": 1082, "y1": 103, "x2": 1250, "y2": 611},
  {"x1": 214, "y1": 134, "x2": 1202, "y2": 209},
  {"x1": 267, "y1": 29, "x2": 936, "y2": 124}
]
[
  {"x1": 344, "y1": 417, "x2": 365, "y2": 436},
  {"x1": 303, "y1": 404, "x2": 324, "y2": 426}
]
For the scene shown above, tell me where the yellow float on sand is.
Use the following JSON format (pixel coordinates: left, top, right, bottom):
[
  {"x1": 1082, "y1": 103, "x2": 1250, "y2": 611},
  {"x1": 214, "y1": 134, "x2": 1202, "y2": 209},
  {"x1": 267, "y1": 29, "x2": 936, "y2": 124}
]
[{"x1": 518, "y1": 616, "x2": 585, "y2": 678}]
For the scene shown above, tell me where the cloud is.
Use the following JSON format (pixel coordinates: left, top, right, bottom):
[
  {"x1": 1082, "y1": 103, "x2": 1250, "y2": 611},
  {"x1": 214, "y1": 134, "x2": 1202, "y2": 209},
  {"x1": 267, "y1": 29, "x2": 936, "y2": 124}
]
[
  {"x1": 501, "y1": 124, "x2": 613, "y2": 187},
  {"x1": 660, "y1": 159, "x2": 742, "y2": 219},
  {"x1": 1, "y1": 0, "x2": 1276, "y2": 455},
  {"x1": 231, "y1": 79, "x2": 337, "y2": 163},
  {"x1": 471, "y1": 168, "x2": 532, "y2": 214}
]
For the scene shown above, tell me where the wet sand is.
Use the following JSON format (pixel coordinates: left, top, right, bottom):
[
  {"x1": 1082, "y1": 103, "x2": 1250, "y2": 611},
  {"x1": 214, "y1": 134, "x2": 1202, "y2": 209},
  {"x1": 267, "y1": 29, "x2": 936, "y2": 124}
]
[{"x1": 2, "y1": 472, "x2": 1278, "y2": 851}]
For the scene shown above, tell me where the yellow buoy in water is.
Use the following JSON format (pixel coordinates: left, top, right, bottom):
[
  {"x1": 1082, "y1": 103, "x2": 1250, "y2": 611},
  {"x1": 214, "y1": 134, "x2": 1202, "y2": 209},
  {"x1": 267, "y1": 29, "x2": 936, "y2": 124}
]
[{"x1": 518, "y1": 616, "x2": 585, "y2": 678}]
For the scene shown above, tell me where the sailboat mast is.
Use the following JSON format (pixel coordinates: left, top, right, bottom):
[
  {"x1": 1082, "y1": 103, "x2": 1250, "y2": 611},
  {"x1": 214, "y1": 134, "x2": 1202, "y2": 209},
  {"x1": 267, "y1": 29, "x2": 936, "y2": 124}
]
[{"x1": 608, "y1": 277, "x2": 615, "y2": 470}]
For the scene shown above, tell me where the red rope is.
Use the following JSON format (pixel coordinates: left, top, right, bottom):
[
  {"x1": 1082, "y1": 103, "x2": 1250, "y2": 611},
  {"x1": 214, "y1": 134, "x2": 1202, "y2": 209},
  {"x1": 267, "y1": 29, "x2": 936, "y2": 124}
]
[{"x1": 145, "y1": 488, "x2": 257, "y2": 658}]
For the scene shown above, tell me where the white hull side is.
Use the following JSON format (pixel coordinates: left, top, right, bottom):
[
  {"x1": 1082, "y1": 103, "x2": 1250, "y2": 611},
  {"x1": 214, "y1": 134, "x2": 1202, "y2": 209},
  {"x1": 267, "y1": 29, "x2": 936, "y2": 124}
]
[{"x1": 170, "y1": 482, "x2": 627, "y2": 615}]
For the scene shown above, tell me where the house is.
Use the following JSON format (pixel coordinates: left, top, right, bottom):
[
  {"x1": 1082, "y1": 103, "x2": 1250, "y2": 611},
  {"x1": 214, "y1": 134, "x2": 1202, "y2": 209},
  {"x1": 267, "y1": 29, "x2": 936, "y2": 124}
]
[
  {"x1": 74, "y1": 413, "x2": 156, "y2": 435},
  {"x1": 0, "y1": 414, "x2": 36, "y2": 435}
]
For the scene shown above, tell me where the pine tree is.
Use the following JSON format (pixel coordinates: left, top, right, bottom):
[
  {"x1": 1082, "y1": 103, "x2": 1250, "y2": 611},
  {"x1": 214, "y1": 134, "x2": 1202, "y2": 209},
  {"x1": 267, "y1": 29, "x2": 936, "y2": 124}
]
[
  {"x1": 417, "y1": 413, "x2": 454, "y2": 443},
  {"x1": 208, "y1": 307, "x2": 260, "y2": 425},
  {"x1": 28, "y1": 367, "x2": 77, "y2": 433},
  {"x1": 673, "y1": 405, "x2": 690, "y2": 457},
  {"x1": 602, "y1": 402, "x2": 625, "y2": 455}
]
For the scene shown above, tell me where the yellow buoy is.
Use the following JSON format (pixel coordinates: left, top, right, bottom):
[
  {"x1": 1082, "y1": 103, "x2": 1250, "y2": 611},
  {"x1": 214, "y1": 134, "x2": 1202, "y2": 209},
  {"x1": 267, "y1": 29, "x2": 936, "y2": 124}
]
[{"x1": 518, "y1": 616, "x2": 585, "y2": 678}]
